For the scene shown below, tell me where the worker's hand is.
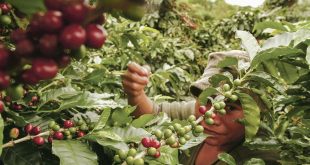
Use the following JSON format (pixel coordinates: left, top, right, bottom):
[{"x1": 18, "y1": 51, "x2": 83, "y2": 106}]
[{"x1": 122, "y1": 62, "x2": 150, "y2": 97}]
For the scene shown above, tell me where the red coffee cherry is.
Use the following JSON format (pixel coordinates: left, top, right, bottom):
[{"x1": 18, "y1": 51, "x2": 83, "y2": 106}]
[
  {"x1": 15, "y1": 39, "x2": 34, "y2": 57},
  {"x1": 27, "y1": 12, "x2": 44, "y2": 36},
  {"x1": 24, "y1": 123, "x2": 34, "y2": 134},
  {"x1": 0, "y1": 71, "x2": 10, "y2": 89},
  {"x1": 57, "y1": 55, "x2": 71, "y2": 68},
  {"x1": 149, "y1": 139, "x2": 161, "y2": 149},
  {"x1": 141, "y1": 137, "x2": 151, "y2": 148},
  {"x1": 0, "y1": 101, "x2": 5, "y2": 113},
  {"x1": 31, "y1": 126, "x2": 41, "y2": 135},
  {"x1": 0, "y1": 48, "x2": 9, "y2": 68},
  {"x1": 44, "y1": 0, "x2": 64, "y2": 10},
  {"x1": 0, "y1": 3, "x2": 11, "y2": 14},
  {"x1": 199, "y1": 106, "x2": 207, "y2": 114},
  {"x1": 21, "y1": 69, "x2": 40, "y2": 85},
  {"x1": 39, "y1": 34, "x2": 58, "y2": 56},
  {"x1": 31, "y1": 58, "x2": 58, "y2": 80},
  {"x1": 77, "y1": 131, "x2": 85, "y2": 137},
  {"x1": 59, "y1": 24, "x2": 86, "y2": 49},
  {"x1": 31, "y1": 96, "x2": 39, "y2": 102},
  {"x1": 47, "y1": 136, "x2": 53, "y2": 143},
  {"x1": 154, "y1": 151, "x2": 161, "y2": 158},
  {"x1": 63, "y1": 120, "x2": 74, "y2": 128},
  {"x1": 63, "y1": 3, "x2": 87, "y2": 23},
  {"x1": 53, "y1": 131, "x2": 64, "y2": 140},
  {"x1": 10, "y1": 29, "x2": 27, "y2": 43},
  {"x1": 85, "y1": 24, "x2": 107, "y2": 48},
  {"x1": 41, "y1": 11, "x2": 63, "y2": 33},
  {"x1": 33, "y1": 136, "x2": 45, "y2": 145},
  {"x1": 12, "y1": 103, "x2": 23, "y2": 111}
]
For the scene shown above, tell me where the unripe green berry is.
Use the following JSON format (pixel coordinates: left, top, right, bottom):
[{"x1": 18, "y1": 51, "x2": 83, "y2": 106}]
[
  {"x1": 179, "y1": 137, "x2": 187, "y2": 145},
  {"x1": 188, "y1": 115, "x2": 196, "y2": 122},
  {"x1": 128, "y1": 148, "x2": 137, "y2": 157},
  {"x1": 153, "y1": 130, "x2": 163, "y2": 139},
  {"x1": 184, "y1": 125, "x2": 191, "y2": 133},
  {"x1": 48, "y1": 121, "x2": 56, "y2": 129},
  {"x1": 177, "y1": 127, "x2": 186, "y2": 136},
  {"x1": 205, "y1": 118, "x2": 214, "y2": 125},
  {"x1": 168, "y1": 125, "x2": 174, "y2": 131},
  {"x1": 204, "y1": 111, "x2": 213, "y2": 118},
  {"x1": 233, "y1": 79, "x2": 242, "y2": 86},
  {"x1": 173, "y1": 123, "x2": 182, "y2": 130},
  {"x1": 80, "y1": 124, "x2": 89, "y2": 131},
  {"x1": 230, "y1": 95, "x2": 238, "y2": 101},
  {"x1": 218, "y1": 109, "x2": 226, "y2": 115},
  {"x1": 114, "y1": 155, "x2": 122, "y2": 163},
  {"x1": 192, "y1": 131, "x2": 200, "y2": 137},
  {"x1": 164, "y1": 129, "x2": 173, "y2": 139},
  {"x1": 64, "y1": 130, "x2": 71, "y2": 136},
  {"x1": 219, "y1": 101, "x2": 226, "y2": 108},
  {"x1": 133, "y1": 158, "x2": 144, "y2": 165},
  {"x1": 214, "y1": 103, "x2": 221, "y2": 110},
  {"x1": 190, "y1": 120, "x2": 197, "y2": 127},
  {"x1": 69, "y1": 127, "x2": 77, "y2": 134},
  {"x1": 66, "y1": 135, "x2": 73, "y2": 139},
  {"x1": 184, "y1": 134, "x2": 191, "y2": 140},
  {"x1": 194, "y1": 125, "x2": 204, "y2": 133},
  {"x1": 166, "y1": 136, "x2": 176, "y2": 145},
  {"x1": 223, "y1": 84, "x2": 230, "y2": 91},
  {"x1": 147, "y1": 147, "x2": 157, "y2": 156},
  {"x1": 224, "y1": 91, "x2": 232, "y2": 98},
  {"x1": 76, "y1": 120, "x2": 84, "y2": 126},
  {"x1": 52, "y1": 125, "x2": 60, "y2": 131},
  {"x1": 126, "y1": 156, "x2": 134, "y2": 165},
  {"x1": 118, "y1": 150, "x2": 127, "y2": 160}
]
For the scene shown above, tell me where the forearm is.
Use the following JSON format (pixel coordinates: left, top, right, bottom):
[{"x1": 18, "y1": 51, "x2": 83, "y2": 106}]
[{"x1": 128, "y1": 92, "x2": 154, "y2": 117}]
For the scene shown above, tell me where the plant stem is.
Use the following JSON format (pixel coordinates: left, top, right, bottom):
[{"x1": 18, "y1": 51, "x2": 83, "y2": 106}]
[{"x1": 2, "y1": 131, "x2": 50, "y2": 148}]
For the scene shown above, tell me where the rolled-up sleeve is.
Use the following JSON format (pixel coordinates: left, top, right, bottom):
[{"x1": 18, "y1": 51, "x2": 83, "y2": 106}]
[{"x1": 152, "y1": 100, "x2": 196, "y2": 120}]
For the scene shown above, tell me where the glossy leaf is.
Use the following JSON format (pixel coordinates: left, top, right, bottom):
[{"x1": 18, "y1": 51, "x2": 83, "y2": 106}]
[
  {"x1": 254, "y1": 21, "x2": 288, "y2": 33},
  {"x1": 198, "y1": 88, "x2": 219, "y2": 105},
  {"x1": 244, "y1": 158, "x2": 265, "y2": 165},
  {"x1": 218, "y1": 153, "x2": 236, "y2": 165},
  {"x1": 245, "y1": 71, "x2": 285, "y2": 93},
  {"x1": 261, "y1": 32, "x2": 293, "y2": 51},
  {"x1": 145, "y1": 146, "x2": 179, "y2": 165},
  {"x1": 6, "y1": 0, "x2": 46, "y2": 16},
  {"x1": 179, "y1": 133, "x2": 207, "y2": 150},
  {"x1": 93, "y1": 108, "x2": 111, "y2": 131},
  {"x1": 236, "y1": 30, "x2": 260, "y2": 61},
  {"x1": 306, "y1": 46, "x2": 310, "y2": 67},
  {"x1": 132, "y1": 114, "x2": 155, "y2": 128}
]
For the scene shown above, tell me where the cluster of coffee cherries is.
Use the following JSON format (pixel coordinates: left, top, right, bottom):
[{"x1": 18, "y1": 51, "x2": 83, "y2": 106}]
[
  {"x1": 0, "y1": 2, "x2": 12, "y2": 27},
  {"x1": 199, "y1": 79, "x2": 242, "y2": 125},
  {"x1": 0, "y1": 0, "x2": 107, "y2": 90},
  {"x1": 114, "y1": 148, "x2": 145, "y2": 165}
]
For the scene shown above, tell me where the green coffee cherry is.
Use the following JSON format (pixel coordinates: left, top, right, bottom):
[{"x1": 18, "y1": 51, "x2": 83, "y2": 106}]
[
  {"x1": 118, "y1": 150, "x2": 128, "y2": 160},
  {"x1": 214, "y1": 103, "x2": 221, "y2": 110},
  {"x1": 177, "y1": 127, "x2": 186, "y2": 136},
  {"x1": 153, "y1": 130, "x2": 163, "y2": 139},
  {"x1": 76, "y1": 120, "x2": 84, "y2": 126},
  {"x1": 194, "y1": 125, "x2": 204, "y2": 133},
  {"x1": 64, "y1": 130, "x2": 71, "y2": 136},
  {"x1": 219, "y1": 101, "x2": 226, "y2": 108},
  {"x1": 164, "y1": 129, "x2": 173, "y2": 139},
  {"x1": 0, "y1": 15, "x2": 11, "y2": 26},
  {"x1": 184, "y1": 125, "x2": 191, "y2": 133},
  {"x1": 223, "y1": 84, "x2": 231, "y2": 91},
  {"x1": 184, "y1": 134, "x2": 191, "y2": 140},
  {"x1": 48, "y1": 121, "x2": 56, "y2": 129},
  {"x1": 80, "y1": 124, "x2": 89, "y2": 131},
  {"x1": 147, "y1": 147, "x2": 157, "y2": 156},
  {"x1": 66, "y1": 135, "x2": 73, "y2": 140},
  {"x1": 133, "y1": 158, "x2": 144, "y2": 165},
  {"x1": 173, "y1": 123, "x2": 182, "y2": 130},
  {"x1": 218, "y1": 109, "x2": 226, "y2": 115},
  {"x1": 205, "y1": 118, "x2": 214, "y2": 125},
  {"x1": 128, "y1": 148, "x2": 137, "y2": 157},
  {"x1": 179, "y1": 137, "x2": 187, "y2": 145},
  {"x1": 166, "y1": 136, "x2": 176, "y2": 145},
  {"x1": 224, "y1": 91, "x2": 232, "y2": 98},
  {"x1": 188, "y1": 115, "x2": 196, "y2": 122},
  {"x1": 114, "y1": 155, "x2": 122, "y2": 163},
  {"x1": 126, "y1": 156, "x2": 134, "y2": 165},
  {"x1": 204, "y1": 111, "x2": 213, "y2": 118},
  {"x1": 230, "y1": 95, "x2": 238, "y2": 101},
  {"x1": 69, "y1": 127, "x2": 77, "y2": 134},
  {"x1": 168, "y1": 125, "x2": 174, "y2": 131},
  {"x1": 233, "y1": 79, "x2": 242, "y2": 86},
  {"x1": 52, "y1": 125, "x2": 60, "y2": 131},
  {"x1": 190, "y1": 120, "x2": 197, "y2": 127}
]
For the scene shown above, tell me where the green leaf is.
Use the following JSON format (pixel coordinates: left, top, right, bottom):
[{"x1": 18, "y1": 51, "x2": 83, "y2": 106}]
[
  {"x1": 236, "y1": 30, "x2": 260, "y2": 61},
  {"x1": 236, "y1": 93, "x2": 260, "y2": 140},
  {"x1": 217, "y1": 57, "x2": 238, "y2": 68},
  {"x1": 306, "y1": 46, "x2": 310, "y2": 68},
  {"x1": 218, "y1": 153, "x2": 236, "y2": 165},
  {"x1": 293, "y1": 29, "x2": 310, "y2": 47},
  {"x1": 254, "y1": 21, "x2": 288, "y2": 33},
  {"x1": 40, "y1": 87, "x2": 79, "y2": 103},
  {"x1": 261, "y1": 32, "x2": 293, "y2": 51},
  {"x1": 111, "y1": 106, "x2": 135, "y2": 126},
  {"x1": 111, "y1": 126, "x2": 151, "y2": 143},
  {"x1": 95, "y1": 138, "x2": 129, "y2": 151},
  {"x1": 209, "y1": 73, "x2": 232, "y2": 87},
  {"x1": 93, "y1": 108, "x2": 111, "y2": 131},
  {"x1": 145, "y1": 146, "x2": 179, "y2": 165},
  {"x1": 251, "y1": 47, "x2": 304, "y2": 68},
  {"x1": 179, "y1": 133, "x2": 207, "y2": 150},
  {"x1": 6, "y1": 0, "x2": 46, "y2": 16},
  {"x1": 245, "y1": 71, "x2": 285, "y2": 93},
  {"x1": 244, "y1": 158, "x2": 265, "y2": 165},
  {"x1": 90, "y1": 130, "x2": 123, "y2": 141},
  {"x1": 132, "y1": 114, "x2": 155, "y2": 128},
  {"x1": 198, "y1": 88, "x2": 219, "y2": 105},
  {"x1": 52, "y1": 140, "x2": 98, "y2": 165},
  {"x1": 0, "y1": 115, "x2": 3, "y2": 155}
]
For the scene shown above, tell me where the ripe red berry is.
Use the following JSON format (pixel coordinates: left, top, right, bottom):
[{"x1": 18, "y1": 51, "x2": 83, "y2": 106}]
[
  {"x1": 0, "y1": 101, "x2": 4, "y2": 113},
  {"x1": 31, "y1": 58, "x2": 58, "y2": 80},
  {"x1": 63, "y1": 120, "x2": 74, "y2": 128},
  {"x1": 12, "y1": 103, "x2": 23, "y2": 111},
  {"x1": 199, "y1": 106, "x2": 207, "y2": 114},
  {"x1": 47, "y1": 136, "x2": 53, "y2": 143},
  {"x1": 4, "y1": 96, "x2": 11, "y2": 103},
  {"x1": 0, "y1": 71, "x2": 10, "y2": 89},
  {"x1": 53, "y1": 131, "x2": 64, "y2": 140},
  {"x1": 27, "y1": 12, "x2": 44, "y2": 36},
  {"x1": 85, "y1": 24, "x2": 107, "y2": 48},
  {"x1": 33, "y1": 136, "x2": 45, "y2": 145},
  {"x1": 31, "y1": 126, "x2": 41, "y2": 135},
  {"x1": 0, "y1": 48, "x2": 9, "y2": 68},
  {"x1": 154, "y1": 151, "x2": 161, "y2": 158},
  {"x1": 24, "y1": 123, "x2": 34, "y2": 134},
  {"x1": 0, "y1": 3, "x2": 11, "y2": 14},
  {"x1": 41, "y1": 11, "x2": 63, "y2": 33},
  {"x1": 31, "y1": 96, "x2": 39, "y2": 102},
  {"x1": 10, "y1": 29, "x2": 27, "y2": 43},
  {"x1": 44, "y1": 0, "x2": 64, "y2": 10},
  {"x1": 77, "y1": 131, "x2": 85, "y2": 137},
  {"x1": 57, "y1": 55, "x2": 71, "y2": 68},
  {"x1": 150, "y1": 139, "x2": 161, "y2": 149},
  {"x1": 63, "y1": 3, "x2": 87, "y2": 23},
  {"x1": 141, "y1": 137, "x2": 151, "y2": 148},
  {"x1": 15, "y1": 39, "x2": 34, "y2": 57},
  {"x1": 59, "y1": 24, "x2": 86, "y2": 49},
  {"x1": 39, "y1": 34, "x2": 58, "y2": 56},
  {"x1": 21, "y1": 69, "x2": 40, "y2": 85}
]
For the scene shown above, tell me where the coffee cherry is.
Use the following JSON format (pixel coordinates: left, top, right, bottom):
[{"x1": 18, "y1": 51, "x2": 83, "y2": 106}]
[
  {"x1": 164, "y1": 129, "x2": 173, "y2": 139},
  {"x1": 10, "y1": 29, "x2": 27, "y2": 43},
  {"x1": 76, "y1": 120, "x2": 84, "y2": 126},
  {"x1": 41, "y1": 11, "x2": 63, "y2": 33},
  {"x1": 128, "y1": 148, "x2": 137, "y2": 157},
  {"x1": 168, "y1": 125, "x2": 174, "y2": 131},
  {"x1": 184, "y1": 125, "x2": 191, "y2": 133},
  {"x1": 188, "y1": 115, "x2": 196, "y2": 122},
  {"x1": 0, "y1": 71, "x2": 10, "y2": 89},
  {"x1": 194, "y1": 125, "x2": 204, "y2": 133},
  {"x1": 31, "y1": 96, "x2": 39, "y2": 102},
  {"x1": 184, "y1": 134, "x2": 191, "y2": 141},
  {"x1": 150, "y1": 139, "x2": 161, "y2": 149},
  {"x1": 69, "y1": 127, "x2": 77, "y2": 134},
  {"x1": 219, "y1": 101, "x2": 226, "y2": 108},
  {"x1": 0, "y1": 15, "x2": 11, "y2": 26},
  {"x1": 85, "y1": 24, "x2": 107, "y2": 48},
  {"x1": 21, "y1": 69, "x2": 40, "y2": 85},
  {"x1": 24, "y1": 123, "x2": 33, "y2": 134},
  {"x1": 147, "y1": 147, "x2": 157, "y2": 156},
  {"x1": 0, "y1": 3, "x2": 11, "y2": 14},
  {"x1": 39, "y1": 34, "x2": 59, "y2": 57},
  {"x1": 6, "y1": 85, "x2": 24, "y2": 101},
  {"x1": 0, "y1": 101, "x2": 4, "y2": 113},
  {"x1": 72, "y1": 44, "x2": 87, "y2": 60},
  {"x1": 114, "y1": 155, "x2": 122, "y2": 163},
  {"x1": 179, "y1": 137, "x2": 187, "y2": 145},
  {"x1": 153, "y1": 130, "x2": 163, "y2": 139},
  {"x1": 204, "y1": 111, "x2": 213, "y2": 118},
  {"x1": 44, "y1": 0, "x2": 63, "y2": 10},
  {"x1": 234, "y1": 79, "x2": 242, "y2": 86},
  {"x1": 60, "y1": 24, "x2": 86, "y2": 49},
  {"x1": 218, "y1": 109, "x2": 226, "y2": 115},
  {"x1": 214, "y1": 103, "x2": 221, "y2": 110},
  {"x1": 27, "y1": 13, "x2": 44, "y2": 35},
  {"x1": 126, "y1": 156, "x2": 134, "y2": 165},
  {"x1": 33, "y1": 136, "x2": 45, "y2": 145},
  {"x1": 15, "y1": 39, "x2": 35, "y2": 57},
  {"x1": 205, "y1": 118, "x2": 214, "y2": 125},
  {"x1": 170, "y1": 142, "x2": 179, "y2": 148},
  {"x1": 166, "y1": 136, "x2": 176, "y2": 145},
  {"x1": 230, "y1": 95, "x2": 238, "y2": 101},
  {"x1": 10, "y1": 128, "x2": 19, "y2": 139},
  {"x1": 48, "y1": 136, "x2": 53, "y2": 143},
  {"x1": 57, "y1": 55, "x2": 71, "y2": 68},
  {"x1": 173, "y1": 123, "x2": 182, "y2": 130},
  {"x1": 79, "y1": 124, "x2": 88, "y2": 131},
  {"x1": 223, "y1": 84, "x2": 230, "y2": 91},
  {"x1": 177, "y1": 127, "x2": 186, "y2": 136},
  {"x1": 118, "y1": 150, "x2": 127, "y2": 160},
  {"x1": 63, "y1": 3, "x2": 87, "y2": 23},
  {"x1": 133, "y1": 158, "x2": 144, "y2": 165},
  {"x1": 154, "y1": 151, "x2": 161, "y2": 158},
  {"x1": 224, "y1": 91, "x2": 232, "y2": 98},
  {"x1": 77, "y1": 131, "x2": 85, "y2": 137},
  {"x1": 64, "y1": 130, "x2": 71, "y2": 136},
  {"x1": 31, "y1": 58, "x2": 58, "y2": 80},
  {"x1": 63, "y1": 120, "x2": 74, "y2": 128},
  {"x1": 0, "y1": 48, "x2": 9, "y2": 68},
  {"x1": 198, "y1": 106, "x2": 207, "y2": 114},
  {"x1": 141, "y1": 137, "x2": 151, "y2": 148},
  {"x1": 31, "y1": 126, "x2": 41, "y2": 135},
  {"x1": 52, "y1": 125, "x2": 60, "y2": 131},
  {"x1": 53, "y1": 131, "x2": 64, "y2": 140},
  {"x1": 12, "y1": 103, "x2": 23, "y2": 111}
]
